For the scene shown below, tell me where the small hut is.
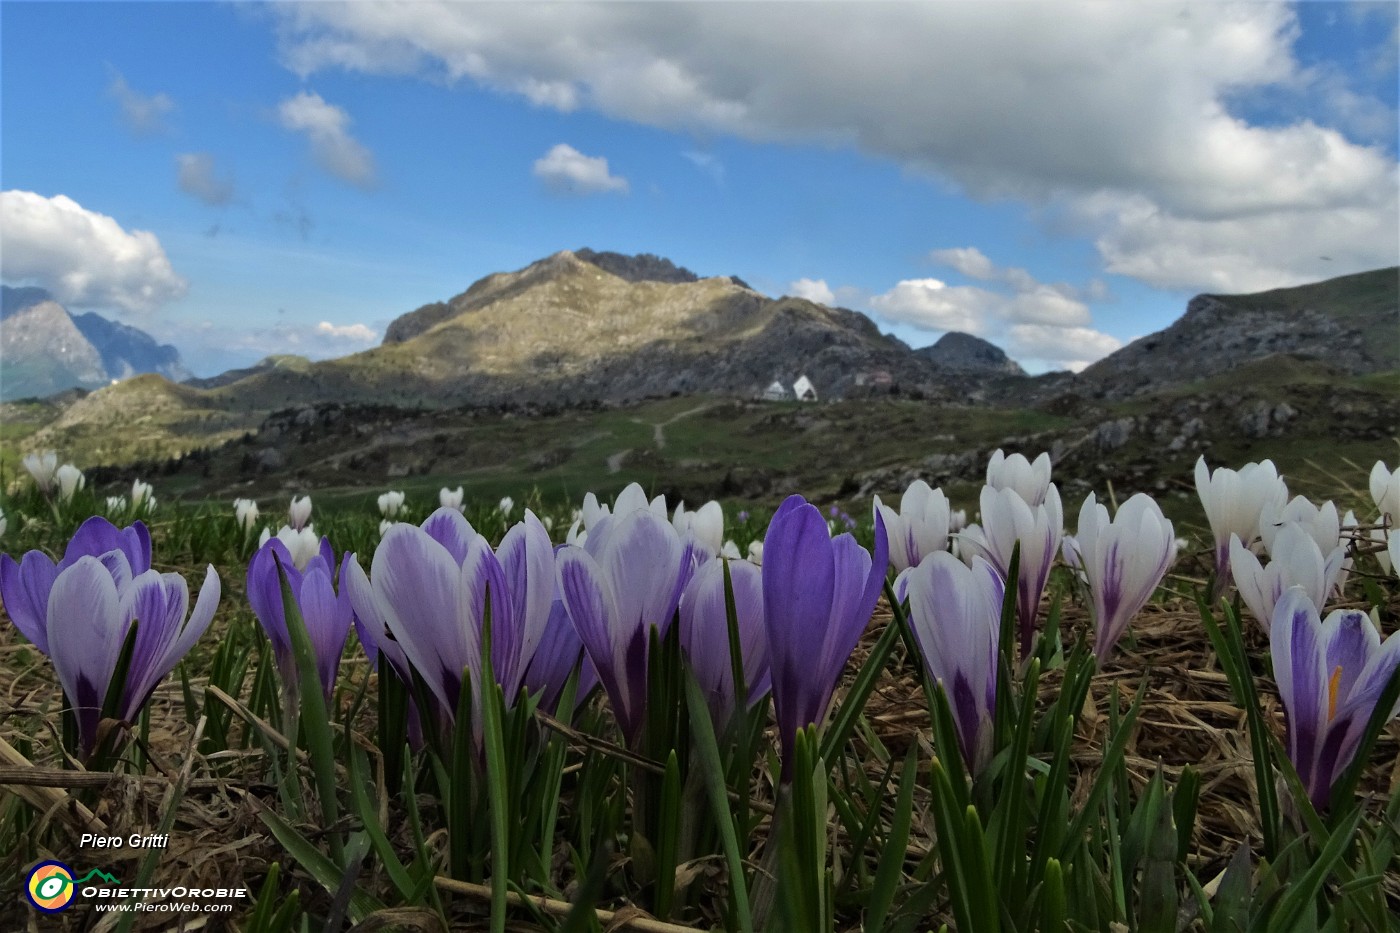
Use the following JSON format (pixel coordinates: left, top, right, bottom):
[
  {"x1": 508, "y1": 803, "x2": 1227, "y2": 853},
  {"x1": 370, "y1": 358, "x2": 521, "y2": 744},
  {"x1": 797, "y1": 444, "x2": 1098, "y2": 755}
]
[
  {"x1": 761, "y1": 379, "x2": 790, "y2": 401},
  {"x1": 793, "y1": 374, "x2": 818, "y2": 401}
]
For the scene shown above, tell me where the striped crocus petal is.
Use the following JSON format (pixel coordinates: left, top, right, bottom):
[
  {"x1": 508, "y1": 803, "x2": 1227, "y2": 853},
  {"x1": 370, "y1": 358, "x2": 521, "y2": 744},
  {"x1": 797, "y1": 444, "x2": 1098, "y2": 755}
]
[
  {"x1": 679, "y1": 557, "x2": 769, "y2": 728},
  {"x1": 60, "y1": 516, "x2": 153, "y2": 576},
  {"x1": 0, "y1": 550, "x2": 60, "y2": 653},
  {"x1": 496, "y1": 510, "x2": 556, "y2": 701},
  {"x1": 120, "y1": 566, "x2": 220, "y2": 721},
  {"x1": 906, "y1": 552, "x2": 1003, "y2": 774},
  {"x1": 46, "y1": 557, "x2": 129, "y2": 756},
  {"x1": 1231, "y1": 523, "x2": 1339, "y2": 634},
  {"x1": 1266, "y1": 587, "x2": 1400, "y2": 810},
  {"x1": 371, "y1": 523, "x2": 478, "y2": 718}
]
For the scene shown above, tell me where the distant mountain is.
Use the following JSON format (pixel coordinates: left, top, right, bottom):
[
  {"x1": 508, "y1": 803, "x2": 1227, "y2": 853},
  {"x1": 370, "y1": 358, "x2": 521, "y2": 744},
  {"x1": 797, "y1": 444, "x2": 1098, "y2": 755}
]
[
  {"x1": 242, "y1": 249, "x2": 950, "y2": 407},
  {"x1": 0, "y1": 286, "x2": 191, "y2": 399},
  {"x1": 914, "y1": 332, "x2": 1025, "y2": 376},
  {"x1": 1076, "y1": 267, "x2": 1398, "y2": 398}
]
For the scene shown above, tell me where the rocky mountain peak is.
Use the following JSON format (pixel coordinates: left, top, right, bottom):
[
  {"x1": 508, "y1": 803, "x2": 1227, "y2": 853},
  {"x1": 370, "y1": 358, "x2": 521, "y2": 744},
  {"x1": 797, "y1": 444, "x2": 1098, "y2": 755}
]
[{"x1": 914, "y1": 332, "x2": 1025, "y2": 375}]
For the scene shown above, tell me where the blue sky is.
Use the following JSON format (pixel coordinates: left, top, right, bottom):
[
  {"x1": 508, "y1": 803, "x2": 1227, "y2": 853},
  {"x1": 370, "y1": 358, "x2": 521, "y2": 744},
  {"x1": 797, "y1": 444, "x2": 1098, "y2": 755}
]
[{"x1": 2, "y1": 2, "x2": 1396, "y2": 377}]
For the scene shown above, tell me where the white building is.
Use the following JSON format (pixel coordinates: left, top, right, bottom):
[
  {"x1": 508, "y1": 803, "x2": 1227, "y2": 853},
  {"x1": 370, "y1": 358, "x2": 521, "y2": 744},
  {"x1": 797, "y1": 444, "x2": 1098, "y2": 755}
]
[
  {"x1": 761, "y1": 379, "x2": 789, "y2": 401},
  {"x1": 793, "y1": 375, "x2": 818, "y2": 401}
]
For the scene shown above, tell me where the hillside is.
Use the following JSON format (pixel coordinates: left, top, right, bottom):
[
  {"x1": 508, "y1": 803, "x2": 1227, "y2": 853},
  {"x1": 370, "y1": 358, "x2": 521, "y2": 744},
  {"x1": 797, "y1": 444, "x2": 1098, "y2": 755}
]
[{"x1": 1076, "y1": 266, "x2": 1398, "y2": 399}]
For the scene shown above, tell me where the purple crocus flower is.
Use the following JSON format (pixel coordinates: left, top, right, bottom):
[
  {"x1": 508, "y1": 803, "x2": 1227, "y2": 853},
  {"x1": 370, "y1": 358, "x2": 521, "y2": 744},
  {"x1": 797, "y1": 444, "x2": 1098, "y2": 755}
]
[
  {"x1": 45, "y1": 552, "x2": 219, "y2": 757},
  {"x1": 762, "y1": 495, "x2": 887, "y2": 778},
  {"x1": 905, "y1": 551, "x2": 1004, "y2": 775},
  {"x1": 680, "y1": 557, "x2": 770, "y2": 729},
  {"x1": 557, "y1": 507, "x2": 691, "y2": 744},
  {"x1": 246, "y1": 536, "x2": 353, "y2": 702},
  {"x1": 345, "y1": 508, "x2": 515, "y2": 733},
  {"x1": 1, "y1": 516, "x2": 152, "y2": 655},
  {"x1": 1271, "y1": 586, "x2": 1400, "y2": 810}
]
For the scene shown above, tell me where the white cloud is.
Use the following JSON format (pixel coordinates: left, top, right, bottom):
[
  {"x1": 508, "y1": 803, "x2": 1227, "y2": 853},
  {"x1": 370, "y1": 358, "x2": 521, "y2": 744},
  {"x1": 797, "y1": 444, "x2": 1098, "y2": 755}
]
[
  {"x1": 271, "y1": 3, "x2": 1398, "y2": 292},
  {"x1": 316, "y1": 320, "x2": 378, "y2": 342},
  {"x1": 929, "y1": 247, "x2": 995, "y2": 280},
  {"x1": 0, "y1": 190, "x2": 187, "y2": 313},
  {"x1": 278, "y1": 91, "x2": 377, "y2": 188},
  {"x1": 1007, "y1": 324, "x2": 1123, "y2": 372},
  {"x1": 107, "y1": 71, "x2": 174, "y2": 135},
  {"x1": 788, "y1": 277, "x2": 835, "y2": 305},
  {"x1": 1083, "y1": 189, "x2": 1400, "y2": 293},
  {"x1": 532, "y1": 144, "x2": 628, "y2": 195},
  {"x1": 176, "y1": 153, "x2": 235, "y2": 206},
  {"x1": 869, "y1": 279, "x2": 993, "y2": 334}
]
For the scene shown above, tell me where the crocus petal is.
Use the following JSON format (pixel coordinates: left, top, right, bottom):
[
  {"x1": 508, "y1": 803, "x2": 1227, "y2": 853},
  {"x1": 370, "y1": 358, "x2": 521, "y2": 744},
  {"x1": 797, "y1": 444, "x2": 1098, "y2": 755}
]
[
  {"x1": 498, "y1": 511, "x2": 556, "y2": 695},
  {"x1": 300, "y1": 561, "x2": 351, "y2": 700},
  {"x1": 1270, "y1": 587, "x2": 1329, "y2": 804},
  {"x1": 0, "y1": 550, "x2": 59, "y2": 653},
  {"x1": 60, "y1": 516, "x2": 152, "y2": 575},
  {"x1": 46, "y1": 557, "x2": 127, "y2": 755},
  {"x1": 373, "y1": 523, "x2": 473, "y2": 716},
  {"x1": 419, "y1": 507, "x2": 478, "y2": 566},
  {"x1": 763, "y1": 496, "x2": 837, "y2": 760}
]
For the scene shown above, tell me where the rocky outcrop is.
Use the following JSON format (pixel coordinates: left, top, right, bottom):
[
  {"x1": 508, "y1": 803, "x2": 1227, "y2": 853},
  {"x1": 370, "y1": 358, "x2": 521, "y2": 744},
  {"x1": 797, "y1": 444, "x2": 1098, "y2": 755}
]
[
  {"x1": 914, "y1": 332, "x2": 1025, "y2": 376},
  {"x1": 1075, "y1": 267, "x2": 1398, "y2": 399}
]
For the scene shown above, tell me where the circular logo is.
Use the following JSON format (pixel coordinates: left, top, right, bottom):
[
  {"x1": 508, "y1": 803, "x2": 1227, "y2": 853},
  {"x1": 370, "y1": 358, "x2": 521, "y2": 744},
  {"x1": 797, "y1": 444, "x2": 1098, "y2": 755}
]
[{"x1": 26, "y1": 861, "x2": 76, "y2": 913}]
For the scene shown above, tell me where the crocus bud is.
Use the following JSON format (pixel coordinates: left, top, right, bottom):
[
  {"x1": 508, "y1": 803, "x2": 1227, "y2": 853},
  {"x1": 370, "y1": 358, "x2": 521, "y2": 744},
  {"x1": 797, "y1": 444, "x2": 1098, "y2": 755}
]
[
  {"x1": 289, "y1": 496, "x2": 313, "y2": 532},
  {"x1": 378, "y1": 490, "x2": 405, "y2": 519},
  {"x1": 1076, "y1": 492, "x2": 1176, "y2": 661},
  {"x1": 874, "y1": 479, "x2": 951, "y2": 573},
  {"x1": 55, "y1": 464, "x2": 85, "y2": 503},
  {"x1": 1371, "y1": 461, "x2": 1398, "y2": 525},
  {"x1": 1194, "y1": 456, "x2": 1288, "y2": 588},
  {"x1": 986, "y1": 449, "x2": 1053, "y2": 507},
  {"x1": 440, "y1": 486, "x2": 465, "y2": 512}
]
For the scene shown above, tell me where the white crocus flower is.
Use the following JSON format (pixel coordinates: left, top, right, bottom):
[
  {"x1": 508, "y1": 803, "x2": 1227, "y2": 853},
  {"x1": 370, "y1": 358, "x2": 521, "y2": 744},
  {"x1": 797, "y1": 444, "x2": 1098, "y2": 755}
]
[
  {"x1": 1194, "y1": 456, "x2": 1288, "y2": 586},
  {"x1": 498, "y1": 496, "x2": 514, "y2": 517},
  {"x1": 1390, "y1": 532, "x2": 1400, "y2": 580},
  {"x1": 1259, "y1": 496, "x2": 1341, "y2": 557},
  {"x1": 259, "y1": 524, "x2": 321, "y2": 571},
  {"x1": 721, "y1": 539, "x2": 743, "y2": 560},
  {"x1": 23, "y1": 451, "x2": 59, "y2": 494},
  {"x1": 1230, "y1": 524, "x2": 1345, "y2": 634},
  {"x1": 986, "y1": 449, "x2": 1053, "y2": 507},
  {"x1": 55, "y1": 464, "x2": 85, "y2": 503},
  {"x1": 289, "y1": 496, "x2": 313, "y2": 531},
  {"x1": 378, "y1": 490, "x2": 405, "y2": 519},
  {"x1": 0, "y1": 507, "x2": 6, "y2": 539},
  {"x1": 673, "y1": 500, "x2": 725, "y2": 557},
  {"x1": 874, "y1": 479, "x2": 951, "y2": 573},
  {"x1": 973, "y1": 483, "x2": 1064, "y2": 654},
  {"x1": 131, "y1": 479, "x2": 155, "y2": 514},
  {"x1": 1371, "y1": 461, "x2": 1399, "y2": 525},
  {"x1": 746, "y1": 540, "x2": 764, "y2": 565},
  {"x1": 1076, "y1": 492, "x2": 1176, "y2": 661},
  {"x1": 234, "y1": 498, "x2": 260, "y2": 532},
  {"x1": 440, "y1": 486, "x2": 464, "y2": 512},
  {"x1": 379, "y1": 519, "x2": 394, "y2": 537},
  {"x1": 106, "y1": 496, "x2": 128, "y2": 514},
  {"x1": 1376, "y1": 528, "x2": 1394, "y2": 576}
]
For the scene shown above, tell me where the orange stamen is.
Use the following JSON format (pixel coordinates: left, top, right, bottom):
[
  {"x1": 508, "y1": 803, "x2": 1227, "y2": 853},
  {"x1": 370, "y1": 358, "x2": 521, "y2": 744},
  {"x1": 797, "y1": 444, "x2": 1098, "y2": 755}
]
[{"x1": 1328, "y1": 666, "x2": 1343, "y2": 722}]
